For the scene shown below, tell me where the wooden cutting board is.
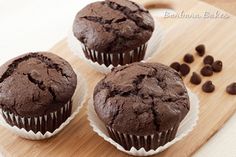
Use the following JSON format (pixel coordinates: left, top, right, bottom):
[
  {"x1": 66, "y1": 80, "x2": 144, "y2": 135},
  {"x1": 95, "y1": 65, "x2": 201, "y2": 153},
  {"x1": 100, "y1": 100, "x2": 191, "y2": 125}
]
[{"x1": 1, "y1": 0, "x2": 236, "y2": 156}]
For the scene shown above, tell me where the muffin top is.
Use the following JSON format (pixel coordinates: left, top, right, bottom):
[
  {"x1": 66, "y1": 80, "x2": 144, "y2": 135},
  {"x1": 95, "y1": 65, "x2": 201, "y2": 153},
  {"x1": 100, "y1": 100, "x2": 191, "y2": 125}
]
[
  {"x1": 73, "y1": 0, "x2": 154, "y2": 53},
  {"x1": 93, "y1": 63, "x2": 190, "y2": 136},
  {"x1": 0, "y1": 52, "x2": 77, "y2": 117}
]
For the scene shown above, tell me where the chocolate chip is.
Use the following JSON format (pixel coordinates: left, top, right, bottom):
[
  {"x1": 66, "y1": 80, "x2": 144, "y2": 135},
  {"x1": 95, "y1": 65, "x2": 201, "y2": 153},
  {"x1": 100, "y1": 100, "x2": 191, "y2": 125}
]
[
  {"x1": 201, "y1": 65, "x2": 213, "y2": 76},
  {"x1": 179, "y1": 63, "x2": 190, "y2": 76},
  {"x1": 202, "y1": 81, "x2": 215, "y2": 93},
  {"x1": 170, "y1": 62, "x2": 180, "y2": 72},
  {"x1": 190, "y1": 72, "x2": 202, "y2": 85},
  {"x1": 196, "y1": 44, "x2": 205, "y2": 57},
  {"x1": 212, "y1": 60, "x2": 223, "y2": 72},
  {"x1": 226, "y1": 83, "x2": 236, "y2": 95},
  {"x1": 203, "y1": 55, "x2": 214, "y2": 65},
  {"x1": 183, "y1": 53, "x2": 194, "y2": 63}
]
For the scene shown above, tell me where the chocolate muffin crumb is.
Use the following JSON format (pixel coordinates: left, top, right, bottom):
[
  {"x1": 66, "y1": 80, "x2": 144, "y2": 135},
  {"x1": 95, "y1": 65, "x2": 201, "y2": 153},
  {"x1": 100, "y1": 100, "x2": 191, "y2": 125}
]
[
  {"x1": 190, "y1": 72, "x2": 202, "y2": 85},
  {"x1": 201, "y1": 65, "x2": 213, "y2": 76},
  {"x1": 94, "y1": 62, "x2": 190, "y2": 135},
  {"x1": 212, "y1": 60, "x2": 223, "y2": 72},
  {"x1": 183, "y1": 53, "x2": 194, "y2": 64},
  {"x1": 203, "y1": 55, "x2": 214, "y2": 65},
  {"x1": 179, "y1": 63, "x2": 190, "y2": 76},
  {"x1": 73, "y1": 0, "x2": 154, "y2": 53},
  {"x1": 226, "y1": 83, "x2": 236, "y2": 95},
  {"x1": 0, "y1": 52, "x2": 77, "y2": 117},
  {"x1": 202, "y1": 81, "x2": 215, "y2": 93},
  {"x1": 170, "y1": 62, "x2": 180, "y2": 72},
  {"x1": 196, "y1": 44, "x2": 205, "y2": 57}
]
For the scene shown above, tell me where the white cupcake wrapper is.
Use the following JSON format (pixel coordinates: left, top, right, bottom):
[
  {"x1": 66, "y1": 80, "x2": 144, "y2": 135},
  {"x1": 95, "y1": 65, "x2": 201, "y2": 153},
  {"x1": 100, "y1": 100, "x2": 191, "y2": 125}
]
[
  {"x1": 1, "y1": 100, "x2": 72, "y2": 135},
  {"x1": 0, "y1": 70, "x2": 88, "y2": 140},
  {"x1": 106, "y1": 124, "x2": 179, "y2": 151},
  {"x1": 87, "y1": 88, "x2": 199, "y2": 156},
  {"x1": 67, "y1": 19, "x2": 163, "y2": 74},
  {"x1": 81, "y1": 42, "x2": 148, "y2": 67}
]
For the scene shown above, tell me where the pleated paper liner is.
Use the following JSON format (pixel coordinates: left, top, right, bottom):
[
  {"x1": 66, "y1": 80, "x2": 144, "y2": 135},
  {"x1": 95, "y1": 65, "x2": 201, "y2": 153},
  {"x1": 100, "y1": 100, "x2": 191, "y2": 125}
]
[
  {"x1": 67, "y1": 19, "x2": 163, "y2": 74},
  {"x1": 2, "y1": 100, "x2": 72, "y2": 135},
  {"x1": 106, "y1": 124, "x2": 179, "y2": 151},
  {"x1": 87, "y1": 88, "x2": 199, "y2": 156},
  {"x1": 0, "y1": 70, "x2": 87, "y2": 140},
  {"x1": 81, "y1": 43, "x2": 148, "y2": 67}
]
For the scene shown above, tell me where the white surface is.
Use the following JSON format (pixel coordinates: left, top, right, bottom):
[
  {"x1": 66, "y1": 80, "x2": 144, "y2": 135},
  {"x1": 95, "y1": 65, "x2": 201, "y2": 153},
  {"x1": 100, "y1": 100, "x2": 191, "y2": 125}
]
[
  {"x1": 88, "y1": 89, "x2": 199, "y2": 156},
  {"x1": 0, "y1": 0, "x2": 235, "y2": 157}
]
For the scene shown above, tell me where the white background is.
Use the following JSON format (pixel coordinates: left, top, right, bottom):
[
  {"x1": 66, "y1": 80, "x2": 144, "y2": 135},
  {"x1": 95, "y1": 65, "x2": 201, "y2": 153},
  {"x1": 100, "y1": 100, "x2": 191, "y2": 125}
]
[{"x1": 0, "y1": 0, "x2": 236, "y2": 156}]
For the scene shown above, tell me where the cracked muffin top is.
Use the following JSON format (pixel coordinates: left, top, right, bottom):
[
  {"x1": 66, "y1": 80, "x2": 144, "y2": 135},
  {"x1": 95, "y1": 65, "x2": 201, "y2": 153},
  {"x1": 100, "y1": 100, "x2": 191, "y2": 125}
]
[
  {"x1": 73, "y1": 0, "x2": 154, "y2": 53},
  {"x1": 93, "y1": 62, "x2": 190, "y2": 136},
  {"x1": 0, "y1": 52, "x2": 77, "y2": 117}
]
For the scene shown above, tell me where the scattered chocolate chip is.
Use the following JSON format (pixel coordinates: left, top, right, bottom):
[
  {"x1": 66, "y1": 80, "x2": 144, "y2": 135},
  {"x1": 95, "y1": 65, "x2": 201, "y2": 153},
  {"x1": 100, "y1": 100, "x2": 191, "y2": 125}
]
[
  {"x1": 202, "y1": 81, "x2": 215, "y2": 93},
  {"x1": 196, "y1": 44, "x2": 205, "y2": 57},
  {"x1": 201, "y1": 65, "x2": 213, "y2": 76},
  {"x1": 170, "y1": 62, "x2": 180, "y2": 72},
  {"x1": 212, "y1": 60, "x2": 223, "y2": 72},
  {"x1": 179, "y1": 63, "x2": 190, "y2": 76},
  {"x1": 190, "y1": 72, "x2": 202, "y2": 85},
  {"x1": 203, "y1": 55, "x2": 214, "y2": 65},
  {"x1": 183, "y1": 53, "x2": 194, "y2": 63},
  {"x1": 226, "y1": 83, "x2": 236, "y2": 95}
]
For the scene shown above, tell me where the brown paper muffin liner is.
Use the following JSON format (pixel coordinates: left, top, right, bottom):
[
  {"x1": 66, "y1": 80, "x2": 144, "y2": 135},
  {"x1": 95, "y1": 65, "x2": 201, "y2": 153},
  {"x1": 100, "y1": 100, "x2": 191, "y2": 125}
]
[
  {"x1": 81, "y1": 43, "x2": 148, "y2": 67},
  {"x1": 106, "y1": 124, "x2": 179, "y2": 151},
  {"x1": 1, "y1": 100, "x2": 72, "y2": 134}
]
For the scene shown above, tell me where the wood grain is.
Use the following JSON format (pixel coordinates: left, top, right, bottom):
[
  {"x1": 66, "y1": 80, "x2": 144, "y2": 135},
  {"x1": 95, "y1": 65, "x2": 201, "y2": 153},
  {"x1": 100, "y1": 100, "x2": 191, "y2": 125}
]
[
  {"x1": 0, "y1": 0, "x2": 236, "y2": 157},
  {"x1": 202, "y1": 0, "x2": 236, "y2": 15}
]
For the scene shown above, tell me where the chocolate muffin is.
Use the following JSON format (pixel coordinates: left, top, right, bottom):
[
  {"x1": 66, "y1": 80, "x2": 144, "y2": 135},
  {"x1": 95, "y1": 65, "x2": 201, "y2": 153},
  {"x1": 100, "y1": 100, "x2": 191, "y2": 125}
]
[
  {"x1": 73, "y1": 0, "x2": 154, "y2": 67},
  {"x1": 93, "y1": 62, "x2": 190, "y2": 151},
  {"x1": 0, "y1": 52, "x2": 77, "y2": 134}
]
